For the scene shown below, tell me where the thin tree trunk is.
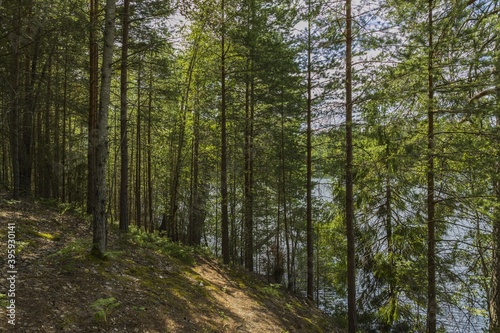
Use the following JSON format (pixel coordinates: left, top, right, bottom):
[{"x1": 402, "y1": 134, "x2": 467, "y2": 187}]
[
  {"x1": 244, "y1": 57, "x2": 255, "y2": 271},
  {"x1": 92, "y1": 0, "x2": 115, "y2": 258},
  {"x1": 188, "y1": 114, "x2": 200, "y2": 245},
  {"x1": 230, "y1": 147, "x2": 237, "y2": 264},
  {"x1": 281, "y1": 96, "x2": 292, "y2": 290},
  {"x1": 119, "y1": 0, "x2": 130, "y2": 232},
  {"x1": 386, "y1": 140, "x2": 395, "y2": 326},
  {"x1": 1, "y1": 97, "x2": 7, "y2": 187},
  {"x1": 148, "y1": 61, "x2": 154, "y2": 233},
  {"x1": 345, "y1": 0, "x2": 356, "y2": 331},
  {"x1": 426, "y1": 0, "x2": 436, "y2": 331},
  {"x1": 62, "y1": 42, "x2": 68, "y2": 202},
  {"x1": 8, "y1": 25, "x2": 20, "y2": 200},
  {"x1": 220, "y1": 0, "x2": 230, "y2": 264},
  {"x1": 489, "y1": 33, "x2": 500, "y2": 333},
  {"x1": 88, "y1": 0, "x2": 99, "y2": 214},
  {"x1": 306, "y1": 0, "x2": 314, "y2": 301},
  {"x1": 54, "y1": 56, "x2": 61, "y2": 200},
  {"x1": 136, "y1": 63, "x2": 142, "y2": 230},
  {"x1": 46, "y1": 59, "x2": 53, "y2": 198},
  {"x1": 188, "y1": 84, "x2": 202, "y2": 245}
]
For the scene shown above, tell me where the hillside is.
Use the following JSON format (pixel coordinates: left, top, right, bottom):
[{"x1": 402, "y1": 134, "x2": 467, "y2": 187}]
[{"x1": 0, "y1": 198, "x2": 342, "y2": 333}]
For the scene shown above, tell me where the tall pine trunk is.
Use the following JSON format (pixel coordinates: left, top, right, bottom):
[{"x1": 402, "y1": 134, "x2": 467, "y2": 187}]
[
  {"x1": 135, "y1": 64, "x2": 142, "y2": 229},
  {"x1": 147, "y1": 62, "x2": 154, "y2": 233},
  {"x1": 92, "y1": 0, "x2": 115, "y2": 258},
  {"x1": 306, "y1": 0, "x2": 314, "y2": 301},
  {"x1": 88, "y1": 0, "x2": 99, "y2": 214},
  {"x1": 244, "y1": 59, "x2": 255, "y2": 271},
  {"x1": 220, "y1": 0, "x2": 230, "y2": 264},
  {"x1": 345, "y1": 0, "x2": 356, "y2": 331},
  {"x1": 119, "y1": 0, "x2": 130, "y2": 232},
  {"x1": 490, "y1": 32, "x2": 500, "y2": 333},
  {"x1": 189, "y1": 103, "x2": 202, "y2": 245},
  {"x1": 426, "y1": 1, "x2": 436, "y2": 331},
  {"x1": 8, "y1": 6, "x2": 21, "y2": 200}
]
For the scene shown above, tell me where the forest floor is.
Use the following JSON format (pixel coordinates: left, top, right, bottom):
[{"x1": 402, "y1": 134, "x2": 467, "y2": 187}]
[{"x1": 0, "y1": 197, "x2": 342, "y2": 333}]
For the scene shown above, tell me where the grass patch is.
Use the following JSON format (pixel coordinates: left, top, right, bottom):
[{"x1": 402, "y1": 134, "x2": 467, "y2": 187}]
[{"x1": 28, "y1": 230, "x2": 61, "y2": 241}]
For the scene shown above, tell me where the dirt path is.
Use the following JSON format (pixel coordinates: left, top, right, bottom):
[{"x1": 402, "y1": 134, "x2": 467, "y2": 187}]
[{"x1": 194, "y1": 260, "x2": 288, "y2": 332}]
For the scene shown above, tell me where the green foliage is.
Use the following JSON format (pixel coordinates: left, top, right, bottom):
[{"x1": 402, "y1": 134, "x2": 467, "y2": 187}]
[
  {"x1": 260, "y1": 283, "x2": 282, "y2": 298},
  {"x1": 0, "y1": 293, "x2": 8, "y2": 307},
  {"x1": 127, "y1": 227, "x2": 195, "y2": 265},
  {"x1": 50, "y1": 239, "x2": 92, "y2": 259},
  {"x1": 90, "y1": 297, "x2": 121, "y2": 323}
]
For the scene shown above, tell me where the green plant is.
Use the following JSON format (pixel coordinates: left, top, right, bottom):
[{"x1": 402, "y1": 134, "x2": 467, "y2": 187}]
[
  {"x1": 50, "y1": 239, "x2": 91, "y2": 259},
  {"x1": 91, "y1": 297, "x2": 120, "y2": 323},
  {"x1": 260, "y1": 283, "x2": 282, "y2": 298},
  {"x1": 0, "y1": 293, "x2": 8, "y2": 307},
  {"x1": 132, "y1": 305, "x2": 146, "y2": 311},
  {"x1": 103, "y1": 250, "x2": 123, "y2": 260},
  {"x1": 127, "y1": 228, "x2": 195, "y2": 264}
]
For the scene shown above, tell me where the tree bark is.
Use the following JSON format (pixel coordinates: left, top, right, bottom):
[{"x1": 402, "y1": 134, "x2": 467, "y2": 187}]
[
  {"x1": 8, "y1": 7, "x2": 21, "y2": 200},
  {"x1": 280, "y1": 94, "x2": 292, "y2": 291},
  {"x1": 345, "y1": 0, "x2": 356, "y2": 331},
  {"x1": 220, "y1": 0, "x2": 230, "y2": 265},
  {"x1": 135, "y1": 63, "x2": 142, "y2": 230},
  {"x1": 306, "y1": 0, "x2": 314, "y2": 301},
  {"x1": 426, "y1": 1, "x2": 436, "y2": 332},
  {"x1": 189, "y1": 104, "x2": 201, "y2": 245},
  {"x1": 119, "y1": 0, "x2": 130, "y2": 233},
  {"x1": 92, "y1": 0, "x2": 115, "y2": 258},
  {"x1": 88, "y1": 0, "x2": 99, "y2": 214},
  {"x1": 147, "y1": 61, "x2": 154, "y2": 233},
  {"x1": 489, "y1": 30, "x2": 500, "y2": 333},
  {"x1": 244, "y1": 57, "x2": 255, "y2": 272}
]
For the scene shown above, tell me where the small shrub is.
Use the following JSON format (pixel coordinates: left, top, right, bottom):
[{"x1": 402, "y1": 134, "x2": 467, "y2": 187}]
[
  {"x1": 260, "y1": 283, "x2": 282, "y2": 298},
  {"x1": 91, "y1": 297, "x2": 120, "y2": 323}
]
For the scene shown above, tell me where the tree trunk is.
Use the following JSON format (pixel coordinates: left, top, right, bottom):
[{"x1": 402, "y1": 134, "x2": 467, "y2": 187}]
[
  {"x1": 8, "y1": 10, "x2": 21, "y2": 199},
  {"x1": 244, "y1": 57, "x2": 255, "y2": 272},
  {"x1": 147, "y1": 62, "x2": 154, "y2": 233},
  {"x1": 280, "y1": 94, "x2": 292, "y2": 290},
  {"x1": 345, "y1": 0, "x2": 356, "y2": 331},
  {"x1": 135, "y1": 63, "x2": 142, "y2": 230},
  {"x1": 306, "y1": 0, "x2": 314, "y2": 301},
  {"x1": 220, "y1": 0, "x2": 230, "y2": 265},
  {"x1": 188, "y1": 91, "x2": 203, "y2": 245},
  {"x1": 92, "y1": 0, "x2": 115, "y2": 258},
  {"x1": 489, "y1": 32, "x2": 500, "y2": 333},
  {"x1": 88, "y1": 0, "x2": 99, "y2": 214},
  {"x1": 426, "y1": 1, "x2": 436, "y2": 332},
  {"x1": 119, "y1": 0, "x2": 130, "y2": 232},
  {"x1": 62, "y1": 42, "x2": 69, "y2": 202}
]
